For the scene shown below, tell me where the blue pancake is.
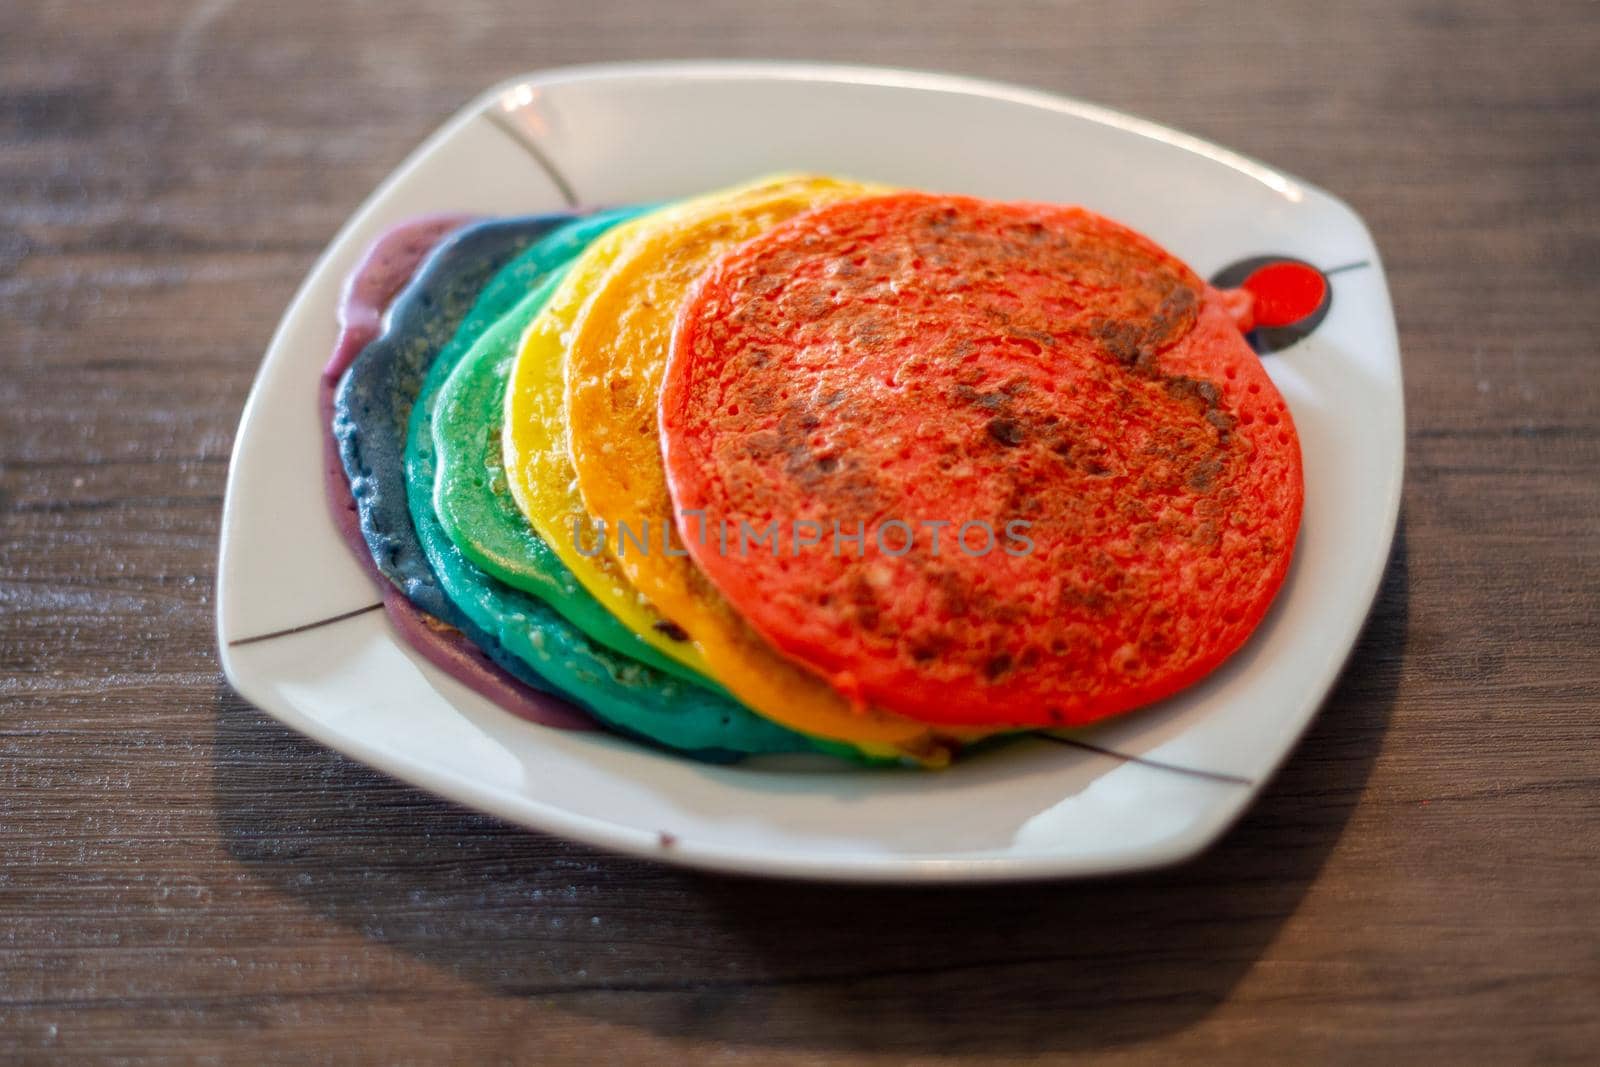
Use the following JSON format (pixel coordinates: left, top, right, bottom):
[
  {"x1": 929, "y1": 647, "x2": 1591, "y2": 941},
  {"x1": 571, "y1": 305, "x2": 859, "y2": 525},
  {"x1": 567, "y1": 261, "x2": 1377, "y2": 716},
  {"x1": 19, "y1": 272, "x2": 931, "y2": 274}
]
[
  {"x1": 402, "y1": 212, "x2": 821, "y2": 760},
  {"x1": 334, "y1": 215, "x2": 577, "y2": 693}
]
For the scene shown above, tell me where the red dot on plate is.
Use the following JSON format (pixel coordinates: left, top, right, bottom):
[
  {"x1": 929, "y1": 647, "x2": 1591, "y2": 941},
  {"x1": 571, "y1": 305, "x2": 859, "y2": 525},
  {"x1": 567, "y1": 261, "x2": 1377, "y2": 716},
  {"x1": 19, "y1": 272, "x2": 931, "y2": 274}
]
[{"x1": 1241, "y1": 261, "x2": 1327, "y2": 328}]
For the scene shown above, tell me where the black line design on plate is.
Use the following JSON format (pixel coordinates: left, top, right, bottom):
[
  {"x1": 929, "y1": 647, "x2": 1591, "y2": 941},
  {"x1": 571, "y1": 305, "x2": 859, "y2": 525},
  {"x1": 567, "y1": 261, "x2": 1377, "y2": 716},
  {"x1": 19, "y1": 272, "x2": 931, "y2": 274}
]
[
  {"x1": 1322, "y1": 259, "x2": 1371, "y2": 277},
  {"x1": 483, "y1": 107, "x2": 580, "y2": 208},
  {"x1": 227, "y1": 602, "x2": 385, "y2": 647},
  {"x1": 1039, "y1": 734, "x2": 1254, "y2": 786},
  {"x1": 225, "y1": 600, "x2": 1252, "y2": 785}
]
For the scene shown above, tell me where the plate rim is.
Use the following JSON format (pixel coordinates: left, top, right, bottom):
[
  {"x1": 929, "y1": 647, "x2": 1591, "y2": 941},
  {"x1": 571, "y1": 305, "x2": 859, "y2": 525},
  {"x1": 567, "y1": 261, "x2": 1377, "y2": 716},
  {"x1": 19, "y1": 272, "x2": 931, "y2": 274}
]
[
  {"x1": 216, "y1": 59, "x2": 1403, "y2": 884},
  {"x1": 477, "y1": 59, "x2": 1321, "y2": 204}
]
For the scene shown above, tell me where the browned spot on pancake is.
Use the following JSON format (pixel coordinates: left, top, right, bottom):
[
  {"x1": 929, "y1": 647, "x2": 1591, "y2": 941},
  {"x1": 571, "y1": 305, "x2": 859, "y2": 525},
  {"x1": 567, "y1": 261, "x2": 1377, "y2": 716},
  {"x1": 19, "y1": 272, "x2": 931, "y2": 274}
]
[
  {"x1": 1058, "y1": 583, "x2": 1110, "y2": 614},
  {"x1": 852, "y1": 592, "x2": 880, "y2": 633},
  {"x1": 653, "y1": 620, "x2": 690, "y2": 642},
  {"x1": 1188, "y1": 455, "x2": 1226, "y2": 493},
  {"x1": 934, "y1": 570, "x2": 969, "y2": 617},
  {"x1": 987, "y1": 417, "x2": 1025, "y2": 446},
  {"x1": 908, "y1": 632, "x2": 952, "y2": 663},
  {"x1": 420, "y1": 614, "x2": 460, "y2": 636}
]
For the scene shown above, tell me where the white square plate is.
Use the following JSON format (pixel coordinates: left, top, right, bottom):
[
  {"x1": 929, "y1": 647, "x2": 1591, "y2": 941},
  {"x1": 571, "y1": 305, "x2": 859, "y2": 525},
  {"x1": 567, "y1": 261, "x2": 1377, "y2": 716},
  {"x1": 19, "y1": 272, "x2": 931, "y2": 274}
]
[{"x1": 217, "y1": 61, "x2": 1402, "y2": 883}]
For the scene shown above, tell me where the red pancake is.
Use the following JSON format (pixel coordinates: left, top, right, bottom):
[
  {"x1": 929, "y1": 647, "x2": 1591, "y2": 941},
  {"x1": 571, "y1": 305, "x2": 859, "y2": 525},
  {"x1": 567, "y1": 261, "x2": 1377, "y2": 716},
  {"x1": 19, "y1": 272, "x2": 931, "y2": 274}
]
[{"x1": 661, "y1": 193, "x2": 1303, "y2": 728}]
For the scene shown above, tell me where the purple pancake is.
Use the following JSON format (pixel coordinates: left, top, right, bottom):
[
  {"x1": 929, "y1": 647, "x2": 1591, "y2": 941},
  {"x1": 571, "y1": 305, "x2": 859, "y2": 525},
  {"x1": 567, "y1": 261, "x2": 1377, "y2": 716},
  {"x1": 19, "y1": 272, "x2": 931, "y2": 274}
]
[
  {"x1": 379, "y1": 587, "x2": 594, "y2": 731},
  {"x1": 324, "y1": 218, "x2": 595, "y2": 732},
  {"x1": 321, "y1": 215, "x2": 475, "y2": 579}
]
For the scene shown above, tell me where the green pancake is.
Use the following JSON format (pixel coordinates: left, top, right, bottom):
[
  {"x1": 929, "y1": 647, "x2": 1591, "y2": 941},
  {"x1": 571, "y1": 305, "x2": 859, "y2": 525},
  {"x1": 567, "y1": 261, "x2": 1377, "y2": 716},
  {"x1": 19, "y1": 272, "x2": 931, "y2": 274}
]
[
  {"x1": 402, "y1": 212, "x2": 825, "y2": 760},
  {"x1": 430, "y1": 259, "x2": 712, "y2": 687}
]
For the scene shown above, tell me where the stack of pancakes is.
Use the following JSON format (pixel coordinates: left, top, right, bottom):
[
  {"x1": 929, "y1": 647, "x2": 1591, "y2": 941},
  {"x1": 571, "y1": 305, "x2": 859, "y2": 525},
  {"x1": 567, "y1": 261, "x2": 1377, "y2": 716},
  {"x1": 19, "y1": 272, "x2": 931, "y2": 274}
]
[{"x1": 327, "y1": 176, "x2": 1302, "y2": 766}]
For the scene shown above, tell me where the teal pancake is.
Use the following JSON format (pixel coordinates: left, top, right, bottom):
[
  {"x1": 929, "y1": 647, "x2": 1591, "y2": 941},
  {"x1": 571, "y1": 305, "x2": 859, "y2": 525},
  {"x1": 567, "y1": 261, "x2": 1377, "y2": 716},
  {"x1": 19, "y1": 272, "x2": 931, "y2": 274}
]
[
  {"x1": 430, "y1": 242, "x2": 720, "y2": 688},
  {"x1": 403, "y1": 213, "x2": 821, "y2": 760}
]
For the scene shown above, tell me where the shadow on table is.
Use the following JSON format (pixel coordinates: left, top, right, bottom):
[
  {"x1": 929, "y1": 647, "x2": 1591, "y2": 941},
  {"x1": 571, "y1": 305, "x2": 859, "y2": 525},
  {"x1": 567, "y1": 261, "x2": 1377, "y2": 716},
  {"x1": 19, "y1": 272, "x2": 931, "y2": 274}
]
[{"x1": 213, "y1": 523, "x2": 1408, "y2": 1055}]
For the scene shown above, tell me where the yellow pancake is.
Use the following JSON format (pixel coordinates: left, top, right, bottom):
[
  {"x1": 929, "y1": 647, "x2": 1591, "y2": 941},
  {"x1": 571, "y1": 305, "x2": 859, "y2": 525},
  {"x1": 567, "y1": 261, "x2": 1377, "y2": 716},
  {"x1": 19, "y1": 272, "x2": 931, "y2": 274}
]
[
  {"x1": 562, "y1": 174, "x2": 981, "y2": 762},
  {"x1": 501, "y1": 206, "x2": 707, "y2": 675}
]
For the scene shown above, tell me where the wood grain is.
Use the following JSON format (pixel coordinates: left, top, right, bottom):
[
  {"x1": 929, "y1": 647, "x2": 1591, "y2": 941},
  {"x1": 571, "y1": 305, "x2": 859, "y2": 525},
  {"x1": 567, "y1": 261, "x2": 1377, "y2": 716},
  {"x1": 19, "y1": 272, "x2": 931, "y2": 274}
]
[{"x1": 3, "y1": 0, "x2": 1597, "y2": 1061}]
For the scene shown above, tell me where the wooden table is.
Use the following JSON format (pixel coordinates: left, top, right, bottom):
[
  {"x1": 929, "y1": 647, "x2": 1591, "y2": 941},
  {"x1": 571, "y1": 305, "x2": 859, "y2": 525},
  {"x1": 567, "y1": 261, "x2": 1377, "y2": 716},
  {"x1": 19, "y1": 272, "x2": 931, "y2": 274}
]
[{"x1": 4, "y1": 0, "x2": 1597, "y2": 1061}]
